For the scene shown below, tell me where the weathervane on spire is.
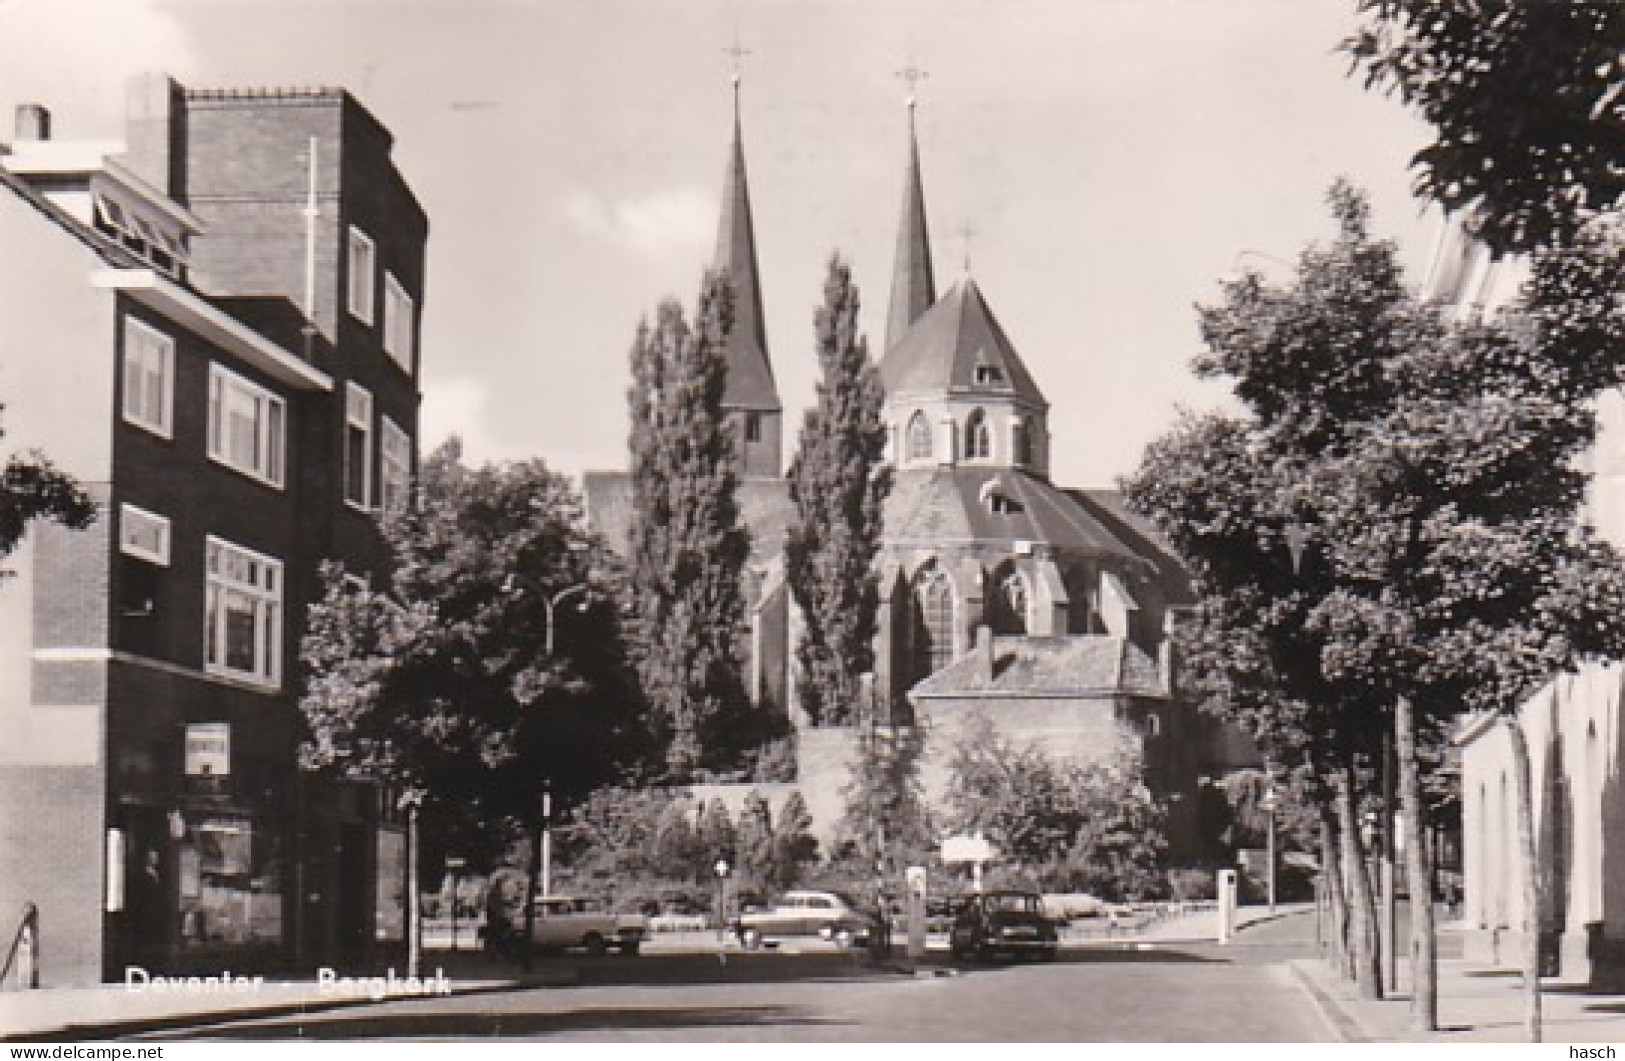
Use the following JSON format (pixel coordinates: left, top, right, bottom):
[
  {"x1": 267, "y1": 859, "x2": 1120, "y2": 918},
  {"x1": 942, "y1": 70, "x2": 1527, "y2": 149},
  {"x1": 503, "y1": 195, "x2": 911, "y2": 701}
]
[
  {"x1": 896, "y1": 60, "x2": 929, "y2": 113},
  {"x1": 724, "y1": 32, "x2": 752, "y2": 111},
  {"x1": 956, "y1": 220, "x2": 978, "y2": 275}
]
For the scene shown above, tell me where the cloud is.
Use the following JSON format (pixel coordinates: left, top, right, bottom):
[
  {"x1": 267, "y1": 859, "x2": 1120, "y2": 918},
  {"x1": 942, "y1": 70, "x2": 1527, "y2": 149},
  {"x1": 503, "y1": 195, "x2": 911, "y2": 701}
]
[
  {"x1": 419, "y1": 374, "x2": 516, "y2": 467},
  {"x1": 561, "y1": 185, "x2": 713, "y2": 268}
]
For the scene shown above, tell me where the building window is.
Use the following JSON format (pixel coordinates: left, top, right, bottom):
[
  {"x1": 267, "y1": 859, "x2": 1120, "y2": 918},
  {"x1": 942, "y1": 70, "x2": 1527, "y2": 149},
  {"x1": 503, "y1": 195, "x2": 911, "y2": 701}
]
[
  {"x1": 907, "y1": 562, "x2": 956, "y2": 684},
  {"x1": 989, "y1": 566, "x2": 1029, "y2": 635},
  {"x1": 347, "y1": 227, "x2": 376, "y2": 324},
  {"x1": 744, "y1": 411, "x2": 762, "y2": 443},
  {"x1": 383, "y1": 273, "x2": 414, "y2": 370},
  {"x1": 345, "y1": 383, "x2": 373, "y2": 510},
  {"x1": 974, "y1": 362, "x2": 1004, "y2": 386},
  {"x1": 204, "y1": 537, "x2": 282, "y2": 687},
  {"x1": 119, "y1": 504, "x2": 171, "y2": 566},
  {"x1": 380, "y1": 415, "x2": 411, "y2": 515},
  {"x1": 966, "y1": 409, "x2": 992, "y2": 460},
  {"x1": 906, "y1": 411, "x2": 933, "y2": 461},
  {"x1": 1013, "y1": 419, "x2": 1034, "y2": 467},
  {"x1": 208, "y1": 365, "x2": 286, "y2": 488},
  {"x1": 122, "y1": 316, "x2": 174, "y2": 438}
]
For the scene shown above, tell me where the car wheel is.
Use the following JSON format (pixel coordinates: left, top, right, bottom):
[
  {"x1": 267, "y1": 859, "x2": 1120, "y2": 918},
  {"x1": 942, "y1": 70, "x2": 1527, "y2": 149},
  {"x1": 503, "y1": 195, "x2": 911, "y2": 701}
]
[
  {"x1": 740, "y1": 928, "x2": 763, "y2": 950},
  {"x1": 833, "y1": 926, "x2": 856, "y2": 949},
  {"x1": 583, "y1": 932, "x2": 608, "y2": 957}
]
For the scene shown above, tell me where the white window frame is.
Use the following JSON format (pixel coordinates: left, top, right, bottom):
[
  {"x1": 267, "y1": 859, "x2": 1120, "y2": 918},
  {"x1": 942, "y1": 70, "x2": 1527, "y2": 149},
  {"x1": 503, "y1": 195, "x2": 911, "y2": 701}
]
[
  {"x1": 347, "y1": 227, "x2": 376, "y2": 324},
  {"x1": 118, "y1": 503, "x2": 171, "y2": 566},
  {"x1": 204, "y1": 536, "x2": 283, "y2": 688},
  {"x1": 380, "y1": 415, "x2": 411, "y2": 515},
  {"x1": 208, "y1": 364, "x2": 286, "y2": 489},
  {"x1": 344, "y1": 382, "x2": 374, "y2": 511},
  {"x1": 383, "y1": 272, "x2": 414, "y2": 371},
  {"x1": 122, "y1": 316, "x2": 174, "y2": 439}
]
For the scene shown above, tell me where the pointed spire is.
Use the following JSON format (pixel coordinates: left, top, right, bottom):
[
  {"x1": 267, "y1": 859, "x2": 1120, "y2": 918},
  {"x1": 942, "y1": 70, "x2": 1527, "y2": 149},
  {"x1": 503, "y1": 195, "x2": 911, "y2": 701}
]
[
  {"x1": 886, "y1": 89, "x2": 937, "y2": 353},
  {"x1": 711, "y1": 63, "x2": 779, "y2": 412}
]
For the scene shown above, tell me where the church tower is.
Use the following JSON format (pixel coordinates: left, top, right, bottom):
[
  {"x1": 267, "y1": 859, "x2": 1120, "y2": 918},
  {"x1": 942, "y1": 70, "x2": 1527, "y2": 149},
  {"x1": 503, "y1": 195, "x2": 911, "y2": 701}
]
[
  {"x1": 712, "y1": 74, "x2": 783, "y2": 478},
  {"x1": 886, "y1": 95, "x2": 936, "y2": 353}
]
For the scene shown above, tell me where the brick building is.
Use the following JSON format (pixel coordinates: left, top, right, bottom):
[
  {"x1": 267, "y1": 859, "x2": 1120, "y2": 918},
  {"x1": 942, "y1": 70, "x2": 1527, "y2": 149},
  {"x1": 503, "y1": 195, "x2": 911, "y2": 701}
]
[
  {"x1": 0, "y1": 75, "x2": 427, "y2": 984},
  {"x1": 585, "y1": 91, "x2": 1257, "y2": 856}
]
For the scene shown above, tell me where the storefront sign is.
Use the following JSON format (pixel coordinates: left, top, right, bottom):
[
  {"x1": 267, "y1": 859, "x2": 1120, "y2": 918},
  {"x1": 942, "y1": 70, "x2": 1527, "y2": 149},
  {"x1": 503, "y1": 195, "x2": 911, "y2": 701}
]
[{"x1": 184, "y1": 723, "x2": 231, "y2": 777}]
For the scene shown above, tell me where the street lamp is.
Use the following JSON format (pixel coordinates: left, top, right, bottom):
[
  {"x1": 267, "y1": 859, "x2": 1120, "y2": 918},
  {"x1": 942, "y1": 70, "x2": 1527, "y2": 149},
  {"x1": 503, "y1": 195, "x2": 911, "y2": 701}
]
[
  {"x1": 1260, "y1": 785, "x2": 1279, "y2": 914},
  {"x1": 714, "y1": 859, "x2": 731, "y2": 950}
]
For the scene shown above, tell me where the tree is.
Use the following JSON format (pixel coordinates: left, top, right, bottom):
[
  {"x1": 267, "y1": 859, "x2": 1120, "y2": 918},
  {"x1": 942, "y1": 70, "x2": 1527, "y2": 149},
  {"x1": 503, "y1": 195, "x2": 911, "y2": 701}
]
[
  {"x1": 625, "y1": 272, "x2": 755, "y2": 779},
  {"x1": 1346, "y1": 1, "x2": 1625, "y2": 254},
  {"x1": 835, "y1": 720, "x2": 933, "y2": 875},
  {"x1": 300, "y1": 440, "x2": 644, "y2": 862},
  {"x1": 786, "y1": 254, "x2": 892, "y2": 727},
  {"x1": 735, "y1": 790, "x2": 776, "y2": 891},
  {"x1": 942, "y1": 715, "x2": 1167, "y2": 899},
  {"x1": 0, "y1": 412, "x2": 96, "y2": 571},
  {"x1": 772, "y1": 791, "x2": 819, "y2": 891}
]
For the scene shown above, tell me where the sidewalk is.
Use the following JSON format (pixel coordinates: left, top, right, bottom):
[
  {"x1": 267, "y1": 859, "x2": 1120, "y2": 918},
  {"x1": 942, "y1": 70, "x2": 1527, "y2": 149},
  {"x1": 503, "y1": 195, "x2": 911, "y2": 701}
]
[{"x1": 1290, "y1": 940, "x2": 1625, "y2": 1042}]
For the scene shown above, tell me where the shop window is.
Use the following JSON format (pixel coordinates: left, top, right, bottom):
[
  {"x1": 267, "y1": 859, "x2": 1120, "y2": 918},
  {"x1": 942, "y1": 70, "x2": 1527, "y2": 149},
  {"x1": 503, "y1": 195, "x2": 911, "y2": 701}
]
[{"x1": 177, "y1": 815, "x2": 283, "y2": 949}]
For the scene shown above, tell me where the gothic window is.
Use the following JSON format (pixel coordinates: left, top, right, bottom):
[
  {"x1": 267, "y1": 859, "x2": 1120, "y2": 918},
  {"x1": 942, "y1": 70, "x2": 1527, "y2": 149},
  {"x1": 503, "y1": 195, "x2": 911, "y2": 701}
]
[
  {"x1": 906, "y1": 411, "x2": 933, "y2": 461},
  {"x1": 966, "y1": 409, "x2": 992, "y2": 460},
  {"x1": 908, "y1": 563, "x2": 955, "y2": 683},
  {"x1": 988, "y1": 565, "x2": 1029, "y2": 635}
]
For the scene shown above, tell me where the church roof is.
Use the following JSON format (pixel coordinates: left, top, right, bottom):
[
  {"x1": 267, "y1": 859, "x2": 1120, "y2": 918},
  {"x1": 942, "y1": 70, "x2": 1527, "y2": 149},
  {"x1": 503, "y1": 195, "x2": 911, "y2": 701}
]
[
  {"x1": 911, "y1": 635, "x2": 1169, "y2": 700},
  {"x1": 1065, "y1": 488, "x2": 1199, "y2": 608},
  {"x1": 713, "y1": 101, "x2": 780, "y2": 413},
  {"x1": 884, "y1": 466, "x2": 1139, "y2": 560},
  {"x1": 879, "y1": 276, "x2": 1047, "y2": 409},
  {"x1": 885, "y1": 108, "x2": 936, "y2": 353}
]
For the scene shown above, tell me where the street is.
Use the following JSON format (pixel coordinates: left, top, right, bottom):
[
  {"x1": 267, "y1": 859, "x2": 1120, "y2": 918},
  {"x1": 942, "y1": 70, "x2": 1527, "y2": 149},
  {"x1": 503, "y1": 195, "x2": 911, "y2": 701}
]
[{"x1": 128, "y1": 912, "x2": 1330, "y2": 1042}]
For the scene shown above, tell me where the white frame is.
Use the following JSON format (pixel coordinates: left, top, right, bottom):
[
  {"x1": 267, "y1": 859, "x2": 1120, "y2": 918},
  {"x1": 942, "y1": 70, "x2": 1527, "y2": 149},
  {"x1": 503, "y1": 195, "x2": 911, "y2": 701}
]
[
  {"x1": 122, "y1": 316, "x2": 174, "y2": 439},
  {"x1": 204, "y1": 535, "x2": 283, "y2": 688},
  {"x1": 118, "y1": 503, "x2": 171, "y2": 566},
  {"x1": 347, "y1": 226, "x2": 376, "y2": 324},
  {"x1": 380, "y1": 415, "x2": 411, "y2": 515},
  {"x1": 208, "y1": 363, "x2": 286, "y2": 488},
  {"x1": 344, "y1": 382, "x2": 374, "y2": 510},
  {"x1": 383, "y1": 272, "x2": 414, "y2": 370}
]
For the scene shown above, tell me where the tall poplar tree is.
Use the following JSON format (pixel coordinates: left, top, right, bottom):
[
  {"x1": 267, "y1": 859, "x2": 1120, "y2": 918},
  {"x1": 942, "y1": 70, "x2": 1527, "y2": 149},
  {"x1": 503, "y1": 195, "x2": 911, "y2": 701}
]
[
  {"x1": 786, "y1": 255, "x2": 892, "y2": 726},
  {"x1": 626, "y1": 272, "x2": 753, "y2": 780}
]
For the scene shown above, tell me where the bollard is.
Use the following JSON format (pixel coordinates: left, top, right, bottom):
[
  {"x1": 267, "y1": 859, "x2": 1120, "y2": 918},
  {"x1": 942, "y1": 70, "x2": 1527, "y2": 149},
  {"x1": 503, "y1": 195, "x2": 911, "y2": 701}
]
[{"x1": 1217, "y1": 869, "x2": 1236, "y2": 944}]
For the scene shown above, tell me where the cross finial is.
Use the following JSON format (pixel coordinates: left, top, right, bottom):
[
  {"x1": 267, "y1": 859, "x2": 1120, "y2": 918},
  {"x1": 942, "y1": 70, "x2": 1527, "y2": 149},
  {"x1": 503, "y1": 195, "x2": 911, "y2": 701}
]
[
  {"x1": 724, "y1": 32, "x2": 752, "y2": 98},
  {"x1": 896, "y1": 61, "x2": 929, "y2": 112},
  {"x1": 956, "y1": 220, "x2": 978, "y2": 274}
]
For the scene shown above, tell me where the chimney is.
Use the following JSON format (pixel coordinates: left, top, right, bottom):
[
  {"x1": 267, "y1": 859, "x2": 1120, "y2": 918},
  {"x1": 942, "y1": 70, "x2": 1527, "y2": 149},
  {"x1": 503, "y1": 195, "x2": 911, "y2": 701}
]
[
  {"x1": 14, "y1": 104, "x2": 50, "y2": 142},
  {"x1": 124, "y1": 73, "x2": 186, "y2": 199}
]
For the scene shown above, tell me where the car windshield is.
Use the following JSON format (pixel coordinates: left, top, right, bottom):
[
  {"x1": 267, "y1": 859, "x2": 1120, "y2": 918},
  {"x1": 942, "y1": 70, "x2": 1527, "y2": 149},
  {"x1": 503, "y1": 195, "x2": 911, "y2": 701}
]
[{"x1": 985, "y1": 894, "x2": 1042, "y2": 914}]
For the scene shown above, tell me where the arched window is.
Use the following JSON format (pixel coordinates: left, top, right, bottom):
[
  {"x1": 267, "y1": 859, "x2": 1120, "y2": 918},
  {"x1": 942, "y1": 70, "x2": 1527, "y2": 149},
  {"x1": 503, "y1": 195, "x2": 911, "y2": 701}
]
[
  {"x1": 987, "y1": 563, "x2": 1030, "y2": 635},
  {"x1": 966, "y1": 409, "x2": 992, "y2": 460},
  {"x1": 1014, "y1": 417, "x2": 1036, "y2": 467},
  {"x1": 907, "y1": 562, "x2": 956, "y2": 684},
  {"x1": 906, "y1": 411, "x2": 932, "y2": 461}
]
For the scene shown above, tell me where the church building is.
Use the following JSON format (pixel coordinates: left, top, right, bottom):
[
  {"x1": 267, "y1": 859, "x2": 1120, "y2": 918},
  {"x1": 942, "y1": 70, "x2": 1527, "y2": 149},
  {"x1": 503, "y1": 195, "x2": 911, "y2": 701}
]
[{"x1": 585, "y1": 85, "x2": 1254, "y2": 856}]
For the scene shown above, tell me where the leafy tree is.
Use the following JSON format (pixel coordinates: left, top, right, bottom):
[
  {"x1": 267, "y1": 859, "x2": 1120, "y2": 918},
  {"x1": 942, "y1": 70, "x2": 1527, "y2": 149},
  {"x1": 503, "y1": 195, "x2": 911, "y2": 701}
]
[
  {"x1": 694, "y1": 798, "x2": 737, "y2": 876},
  {"x1": 625, "y1": 272, "x2": 754, "y2": 779},
  {"x1": 835, "y1": 720, "x2": 933, "y2": 875},
  {"x1": 1346, "y1": 1, "x2": 1625, "y2": 254},
  {"x1": 772, "y1": 791, "x2": 819, "y2": 891},
  {"x1": 0, "y1": 412, "x2": 96, "y2": 571},
  {"x1": 943, "y1": 715, "x2": 1167, "y2": 899},
  {"x1": 786, "y1": 255, "x2": 892, "y2": 726},
  {"x1": 735, "y1": 790, "x2": 776, "y2": 891},
  {"x1": 300, "y1": 439, "x2": 644, "y2": 864}
]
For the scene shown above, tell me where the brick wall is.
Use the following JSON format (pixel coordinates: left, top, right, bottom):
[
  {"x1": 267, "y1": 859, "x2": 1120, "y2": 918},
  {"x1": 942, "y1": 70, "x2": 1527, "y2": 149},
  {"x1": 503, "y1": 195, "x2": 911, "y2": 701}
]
[{"x1": 0, "y1": 767, "x2": 106, "y2": 985}]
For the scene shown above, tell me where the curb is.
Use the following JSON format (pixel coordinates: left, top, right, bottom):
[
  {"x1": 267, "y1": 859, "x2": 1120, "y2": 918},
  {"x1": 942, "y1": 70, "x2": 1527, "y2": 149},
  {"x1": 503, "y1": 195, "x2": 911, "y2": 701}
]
[{"x1": 1287, "y1": 960, "x2": 1370, "y2": 1044}]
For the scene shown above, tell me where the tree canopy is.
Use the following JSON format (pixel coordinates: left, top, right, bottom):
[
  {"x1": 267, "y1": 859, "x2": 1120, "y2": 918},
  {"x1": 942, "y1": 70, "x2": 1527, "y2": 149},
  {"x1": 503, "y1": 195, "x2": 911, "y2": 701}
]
[{"x1": 0, "y1": 411, "x2": 95, "y2": 571}]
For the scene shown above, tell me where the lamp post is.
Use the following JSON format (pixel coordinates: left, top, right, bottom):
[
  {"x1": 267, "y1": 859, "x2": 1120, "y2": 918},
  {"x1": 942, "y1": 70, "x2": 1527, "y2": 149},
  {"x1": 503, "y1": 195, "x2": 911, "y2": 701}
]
[
  {"x1": 1260, "y1": 785, "x2": 1279, "y2": 914},
  {"x1": 398, "y1": 788, "x2": 424, "y2": 979},
  {"x1": 714, "y1": 859, "x2": 731, "y2": 951},
  {"x1": 446, "y1": 856, "x2": 466, "y2": 951}
]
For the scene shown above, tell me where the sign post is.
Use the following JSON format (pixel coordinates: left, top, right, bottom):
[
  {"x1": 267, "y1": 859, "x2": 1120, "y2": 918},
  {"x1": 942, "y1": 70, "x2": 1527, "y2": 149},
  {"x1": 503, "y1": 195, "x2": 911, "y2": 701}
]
[{"x1": 905, "y1": 865, "x2": 927, "y2": 960}]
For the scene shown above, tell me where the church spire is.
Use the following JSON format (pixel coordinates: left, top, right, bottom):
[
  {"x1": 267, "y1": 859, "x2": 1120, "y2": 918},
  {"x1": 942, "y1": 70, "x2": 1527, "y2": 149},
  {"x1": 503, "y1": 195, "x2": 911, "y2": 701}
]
[
  {"x1": 886, "y1": 79, "x2": 937, "y2": 353},
  {"x1": 712, "y1": 56, "x2": 783, "y2": 476}
]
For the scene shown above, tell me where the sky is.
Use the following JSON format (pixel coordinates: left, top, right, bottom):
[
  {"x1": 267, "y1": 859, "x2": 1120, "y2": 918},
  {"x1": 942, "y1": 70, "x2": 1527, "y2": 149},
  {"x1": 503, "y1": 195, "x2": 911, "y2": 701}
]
[{"x1": 0, "y1": 0, "x2": 1446, "y2": 490}]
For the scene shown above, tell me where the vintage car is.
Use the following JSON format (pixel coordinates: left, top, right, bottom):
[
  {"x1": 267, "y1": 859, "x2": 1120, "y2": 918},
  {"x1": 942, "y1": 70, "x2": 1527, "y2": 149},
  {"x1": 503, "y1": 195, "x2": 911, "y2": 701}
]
[
  {"x1": 948, "y1": 890, "x2": 1059, "y2": 961},
  {"x1": 503, "y1": 895, "x2": 647, "y2": 956},
  {"x1": 733, "y1": 889, "x2": 877, "y2": 949}
]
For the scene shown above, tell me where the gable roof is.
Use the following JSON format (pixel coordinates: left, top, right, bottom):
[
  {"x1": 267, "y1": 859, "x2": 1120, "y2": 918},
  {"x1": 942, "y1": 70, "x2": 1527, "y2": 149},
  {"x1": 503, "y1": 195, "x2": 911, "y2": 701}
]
[
  {"x1": 879, "y1": 277, "x2": 1046, "y2": 409},
  {"x1": 884, "y1": 466, "x2": 1139, "y2": 560}
]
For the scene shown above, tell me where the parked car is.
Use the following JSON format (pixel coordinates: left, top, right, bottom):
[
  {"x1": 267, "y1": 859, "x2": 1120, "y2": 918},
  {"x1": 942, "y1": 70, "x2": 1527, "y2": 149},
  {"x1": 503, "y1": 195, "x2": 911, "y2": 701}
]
[
  {"x1": 948, "y1": 890, "x2": 1059, "y2": 962},
  {"x1": 733, "y1": 889, "x2": 877, "y2": 949},
  {"x1": 502, "y1": 895, "x2": 648, "y2": 956}
]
